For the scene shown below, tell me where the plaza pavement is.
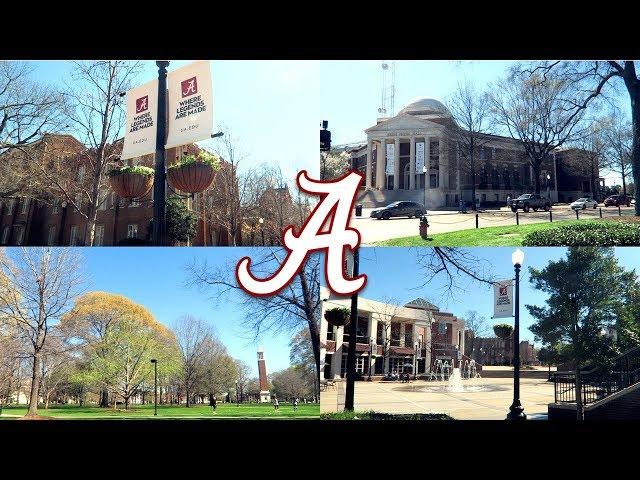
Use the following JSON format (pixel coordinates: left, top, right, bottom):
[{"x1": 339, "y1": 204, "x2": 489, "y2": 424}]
[
  {"x1": 320, "y1": 376, "x2": 555, "y2": 420},
  {"x1": 352, "y1": 205, "x2": 636, "y2": 244}
]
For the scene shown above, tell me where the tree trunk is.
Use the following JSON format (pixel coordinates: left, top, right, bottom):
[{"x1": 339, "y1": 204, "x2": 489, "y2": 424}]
[
  {"x1": 575, "y1": 364, "x2": 584, "y2": 420},
  {"x1": 630, "y1": 86, "x2": 640, "y2": 215},
  {"x1": 124, "y1": 397, "x2": 129, "y2": 410},
  {"x1": 100, "y1": 388, "x2": 109, "y2": 407},
  {"x1": 27, "y1": 349, "x2": 41, "y2": 416},
  {"x1": 532, "y1": 161, "x2": 542, "y2": 194},
  {"x1": 186, "y1": 388, "x2": 191, "y2": 407},
  {"x1": 470, "y1": 151, "x2": 477, "y2": 210}
]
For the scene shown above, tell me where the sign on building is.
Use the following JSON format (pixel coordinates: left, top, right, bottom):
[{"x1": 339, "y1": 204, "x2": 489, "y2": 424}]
[
  {"x1": 415, "y1": 141, "x2": 425, "y2": 172},
  {"x1": 385, "y1": 143, "x2": 395, "y2": 175},
  {"x1": 165, "y1": 60, "x2": 214, "y2": 149},
  {"x1": 493, "y1": 280, "x2": 513, "y2": 318},
  {"x1": 121, "y1": 79, "x2": 158, "y2": 160}
]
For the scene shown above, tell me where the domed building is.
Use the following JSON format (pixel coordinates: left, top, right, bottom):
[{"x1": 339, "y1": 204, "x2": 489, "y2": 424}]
[{"x1": 347, "y1": 97, "x2": 602, "y2": 208}]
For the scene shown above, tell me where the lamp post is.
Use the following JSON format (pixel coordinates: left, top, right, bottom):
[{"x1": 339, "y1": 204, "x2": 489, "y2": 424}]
[
  {"x1": 259, "y1": 217, "x2": 265, "y2": 246},
  {"x1": 152, "y1": 61, "x2": 170, "y2": 246},
  {"x1": 414, "y1": 341, "x2": 419, "y2": 380},
  {"x1": 423, "y1": 165, "x2": 428, "y2": 208},
  {"x1": 150, "y1": 358, "x2": 158, "y2": 416},
  {"x1": 507, "y1": 248, "x2": 526, "y2": 421},
  {"x1": 546, "y1": 173, "x2": 551, "y2": 201},
  {"x1": 235, "y1": 380, "x2": 239, "y2": 407}
]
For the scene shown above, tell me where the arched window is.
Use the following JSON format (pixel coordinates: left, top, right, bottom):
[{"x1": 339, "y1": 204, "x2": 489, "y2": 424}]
[{"x1": 491, "y1": 168, "x2": 499, "y2": 187}]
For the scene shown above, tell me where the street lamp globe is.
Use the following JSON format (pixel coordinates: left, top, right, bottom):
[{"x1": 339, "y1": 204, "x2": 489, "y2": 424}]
[{"x1": 512, "y1": 248, "x2": 525, "y2": 268}]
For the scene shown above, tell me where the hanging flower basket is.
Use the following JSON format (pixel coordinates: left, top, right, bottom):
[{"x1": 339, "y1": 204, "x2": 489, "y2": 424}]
[
  {"x1": 167, "y1": 151, "x2": 221, "y2": 194},
  {"x1": 108, "y1": 166, "x2": 154, "y2": 199},
  {"x1": 324, "y1": 307, "x2": 350, "y2": 326},
  {"x1": 493, "y1": 323, "x2": 514, "y2": 340}
]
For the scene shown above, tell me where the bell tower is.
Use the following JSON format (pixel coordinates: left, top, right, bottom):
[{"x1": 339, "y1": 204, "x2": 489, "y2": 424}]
[{"x1": 257, "y1": 346, "x2": 271, "y2": 403}]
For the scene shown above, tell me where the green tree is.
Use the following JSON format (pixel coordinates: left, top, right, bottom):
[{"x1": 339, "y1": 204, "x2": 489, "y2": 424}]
[
  {"x1": 290, "y1": 329, "x2": 317, "y2": 401},
  {"x1": 166, "y1": 195, "x2": 197, "y2": 244},
  {"x1": 527, "y1": 247, "x2": 635, "y2": 419}
]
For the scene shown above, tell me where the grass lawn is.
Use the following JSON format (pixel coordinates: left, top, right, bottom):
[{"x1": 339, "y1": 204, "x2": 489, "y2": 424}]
[
  {"x1": 373, "y1": 219, "x2": 597, "y2": 246},
  {"x1": 0, "y1": 402, "x2": 319, "y2": 420}
]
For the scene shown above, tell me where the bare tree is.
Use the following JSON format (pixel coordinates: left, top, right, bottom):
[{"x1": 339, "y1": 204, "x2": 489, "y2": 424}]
[
  {"x1": 445, "y1": 79, "x2": 495, "y2": 208},
  {"x1": 367, "y1": 296, "x2": 404, "y2": 374},
  {"x1": 490, "y1": 63, "x2": 598, "y2": 194},
  {"x1": 185, "y1": 249, "x2": 321, "y2": 397},
  {"x1": 173, "y1": 315, "x2": 214, "y2": 407},
  {"x1": 601, "y1": 114, "x2": 633, "y2": 195},
  {"x1": 33, "y1": 61, "x2": 142, "y2": 245},
  {"x1": 0, "y1": 61, "x2": 66, "y2": 199},
  {"x1": 462, "y1": 310, "x2": 490, "y2": 358},
  {"x1": 0, "y1": 248, "x2": 85, "y2": 417}
]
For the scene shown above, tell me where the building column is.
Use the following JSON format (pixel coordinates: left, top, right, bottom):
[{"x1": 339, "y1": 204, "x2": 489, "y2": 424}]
[
  {"x1": 368, "y1": 314, "x2": 378, "y2": 375},
  {"x1": 439, "y1": 137, "x2": 446, "y2": 190},
  {"x1": 365, "y1": 139, "x2": 373, "y2": 189},
  {"x1": 376, "y1": 139, "x2": 386, "y2": 189},
  {"x1": 424, "y1": 137, "x2": 431, "y2": 203},
  {"x1": 393, "y1": 137, "x2": 400, "y2": 190},
  {"x1": 382, "y1": 322, "x2": 390, "y2": 374},
  {"x1": 331, "y1": 325, "x2": 344, "y2": 379},
  {"x1": 399, "y1": 322, "x2": 405, "y2": 347},
  {"x1": 409, "y1": 136, "x2": 416, "y2": 190}
]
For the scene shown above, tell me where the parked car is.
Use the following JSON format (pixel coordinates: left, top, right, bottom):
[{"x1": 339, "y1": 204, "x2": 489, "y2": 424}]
[
  {"x1": 604, "y1": 194, "x2": 631, "y2": 207},
  {"x1": 570, "y1": 197, "x2": 598, "y2": 210},
  {"x1": 370, "y1": 201, "x2": 425, "y2": 220},
  {"x1": 510, "y1": 194, "x2": 552, "y2": 213}
]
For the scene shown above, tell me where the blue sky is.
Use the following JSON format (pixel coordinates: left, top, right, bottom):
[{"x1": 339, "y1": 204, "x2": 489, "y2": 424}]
[
  {"x1": 29, "y1": 60, "x2": 319, "y2": 182},
  {"x1": 320, "y1": 60, "x2": 631, "y2": 184},
  {"x1": 71, "y1": 247, "x2": 301, "y2": 377},
  {"x1": 323, "y1": 247, "x2": 639, "y2": 347}
]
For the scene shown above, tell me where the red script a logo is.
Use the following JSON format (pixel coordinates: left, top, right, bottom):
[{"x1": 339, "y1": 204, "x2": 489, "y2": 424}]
[
  {"x1": 236, "y1": 170, "x2": 367, "y2": 296},
  {"x1": 136, "y1": 96, "x2": 148, "y2": 113},
  {"x1": 181, "y1": 77, "x2": 198, "y2": 97},
  {"x1": 499, "y1": 285, "x2": 507, "y2": 296}
]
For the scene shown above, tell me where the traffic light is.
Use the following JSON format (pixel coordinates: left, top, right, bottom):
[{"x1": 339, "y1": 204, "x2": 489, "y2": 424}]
[{"x1": 320, "y1": 120, "x2": 331, "y2": 152}]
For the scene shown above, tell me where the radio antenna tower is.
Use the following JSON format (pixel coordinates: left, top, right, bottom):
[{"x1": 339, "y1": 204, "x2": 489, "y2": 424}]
[{"x1": 378, "y1": 61, "x2": 396, "y2": 118}]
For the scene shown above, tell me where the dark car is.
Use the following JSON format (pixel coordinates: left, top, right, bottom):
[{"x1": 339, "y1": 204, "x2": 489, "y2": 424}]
[
  {"x1": 370, "y1": 201, "x2": 425, "y2": 220},
  {"x1": 604, "y1": 194, "x2": 631, "y2": 207},
  {"x1": 510, "y1": 194, "x2": 551, "y2": 213}
]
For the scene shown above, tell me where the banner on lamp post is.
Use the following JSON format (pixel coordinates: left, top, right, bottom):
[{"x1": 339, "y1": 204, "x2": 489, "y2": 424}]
[
  {"x1": 493, "y1": 280, "x2": 513, "y2": 318},
  {"x1": 121, "y1": 79, "x2": 158, "y2": 160},
  {"x1": 415, "y1": 141, "x2": 425, "y2": 172},
  {"x1": 385, "y1": 143, "x2": 395, "y2": 175},
  {"x1": 165, "y1": 60, "x2": 214, "y2": 149}
]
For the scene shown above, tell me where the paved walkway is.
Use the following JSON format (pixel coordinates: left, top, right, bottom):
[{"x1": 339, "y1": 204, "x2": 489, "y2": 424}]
[
  {"x1": 321, "y1": 377, "x2": 554, "y2": 420},
  {"x1": 352, "y1": 205, "x2": 636, "y2": 244}
]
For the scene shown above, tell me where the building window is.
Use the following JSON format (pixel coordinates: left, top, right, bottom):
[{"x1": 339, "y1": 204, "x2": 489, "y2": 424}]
[
  {"x1": 75, "y1": 194, "x2": 83, "y2": 213},
  {"x1": 430, "y1": 141, "x2": 440, "y2": 169},
  {"x1": 14, "y1": 226, "x2": 24, "y2": 246},
  {"x1": 6, "y1": 199, "x2": 14, "y2": 216},
  {"x1": 430, "y1": 173, "x2": 439, "y2": 188},
  {"x1": 20, "y1": 198, "x2": 30, "y2": 215},
  {"x1": 95, "y1": 225, "x2": 104, "y2": 246},
  {"x1": 78, "y1": 165, "x2": 85, "y2": 183},
  {"x1": 130, "y1": 197, "x2": 140, "y2": 208},
  {"x1": 1, "y1": 226, "x2": 9, "y2": 244},
  {"x1": 52, "y1": 199, "x2": 59, "y2": 214},
  {"x1": 127, "y1": 224, "x2": 138, "y2": 239},
  {"x1": 47, "y1": 226, "x2": 56, "y2": 246},
  {"x1": 69, "y1": 225, "x2": 78, "y2": 246}
]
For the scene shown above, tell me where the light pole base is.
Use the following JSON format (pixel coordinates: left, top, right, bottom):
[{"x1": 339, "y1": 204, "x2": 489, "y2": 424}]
[{"x1": 506, "y1": 403, "x2": 527, "y2": 421}]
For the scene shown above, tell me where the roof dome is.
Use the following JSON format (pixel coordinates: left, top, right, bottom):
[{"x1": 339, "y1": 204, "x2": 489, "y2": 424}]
[{"x1": 399, "y1": 97, "x2": 451, "y2": 117}]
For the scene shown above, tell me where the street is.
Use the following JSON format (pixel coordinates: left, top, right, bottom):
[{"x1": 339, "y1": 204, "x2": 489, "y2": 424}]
[{"x1": 352, "y1": 205, "x2": 637, "y2": 244}]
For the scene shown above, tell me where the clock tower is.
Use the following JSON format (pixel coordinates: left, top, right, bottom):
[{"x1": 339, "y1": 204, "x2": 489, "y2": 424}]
[{"x1": 257, "y1": 347, "x2": 271, "y2": 403}]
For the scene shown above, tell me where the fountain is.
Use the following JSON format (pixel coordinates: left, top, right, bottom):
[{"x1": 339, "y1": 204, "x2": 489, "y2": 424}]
[{"x1": 447, "y1": 367, "x2": 464, "y2": 392}]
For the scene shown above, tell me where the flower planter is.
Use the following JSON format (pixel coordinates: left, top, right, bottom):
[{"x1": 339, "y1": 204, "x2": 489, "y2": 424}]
[
  {"x1": 324, "y1": 308, "x2": 350, "y2": 327},
  {"x1": 109, "y1": 170, "x2": 154, "y2": 199},
  {"x1": 167, "y1": 162, "x2": 216, "y2": 194}
]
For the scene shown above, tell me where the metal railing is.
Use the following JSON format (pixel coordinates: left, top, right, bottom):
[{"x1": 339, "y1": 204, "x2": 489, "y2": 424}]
[{"x1": 552, "y1": 346, "x2": 640, "y2": 405}]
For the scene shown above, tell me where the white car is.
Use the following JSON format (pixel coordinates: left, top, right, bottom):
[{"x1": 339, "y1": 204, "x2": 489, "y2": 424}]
[{"x1": 570, "y1": 197, "x2": 598, "y2": 210}]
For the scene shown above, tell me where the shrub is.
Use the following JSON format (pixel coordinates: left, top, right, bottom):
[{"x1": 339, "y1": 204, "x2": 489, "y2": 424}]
[
  {"x1": 168, "y1": 151, "x2": 221, "y2": 171},
  {"x1": 522, "y1": 222, "x2": 640, "y2": 246},
  {"x1": 324, "y1": 307, "x2": 350, "y2": 326},
  {"x1": 494, "y1": 323, "x2": 513, "y2": 339},
  {"x1": 108, "y1": 166, "x2": 154, "y2": 177},
  {"x1": 166, "y1": 195, "x2": 197, "y2": 243}
]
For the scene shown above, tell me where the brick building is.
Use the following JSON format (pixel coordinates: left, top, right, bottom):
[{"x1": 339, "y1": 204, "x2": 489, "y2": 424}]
[
  {"x1": 465, "y1": 331, "x2": 539, "y2": 366},
  {"x1": 320, "y1": 290, "x2": 471, "y2": 379},
  {"x1": 346, "y1": 97, "x2": 604, "y2": 208},
  {"x1": 0, "y1": 134, "x2": 238, "y2": 246}
]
